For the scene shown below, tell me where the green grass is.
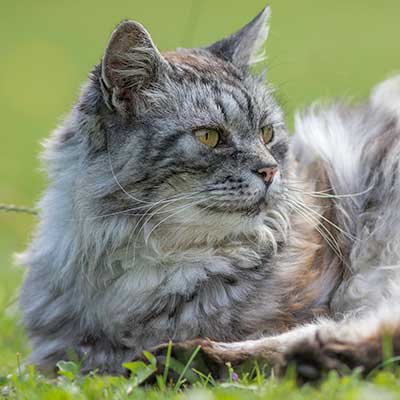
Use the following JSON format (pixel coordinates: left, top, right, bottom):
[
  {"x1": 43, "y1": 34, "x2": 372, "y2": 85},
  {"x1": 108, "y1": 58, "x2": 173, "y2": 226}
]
[
  {"x1": 4, "y1": 361, "x2": 400, "y2": 399},
  {"x1": 1, "y1": 0, "x2": 400, "y2": 398}
]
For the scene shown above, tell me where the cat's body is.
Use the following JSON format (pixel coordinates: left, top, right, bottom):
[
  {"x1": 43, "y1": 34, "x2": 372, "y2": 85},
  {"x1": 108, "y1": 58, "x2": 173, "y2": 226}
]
[{"x1": 19, "y1": 7, "x2": 400, "y2": 377}]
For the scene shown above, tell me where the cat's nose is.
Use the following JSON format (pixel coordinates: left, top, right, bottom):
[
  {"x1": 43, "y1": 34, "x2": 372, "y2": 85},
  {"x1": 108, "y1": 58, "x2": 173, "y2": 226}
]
[{"x1": 256, "y1": 165, "x2": 278, "y2": 184}]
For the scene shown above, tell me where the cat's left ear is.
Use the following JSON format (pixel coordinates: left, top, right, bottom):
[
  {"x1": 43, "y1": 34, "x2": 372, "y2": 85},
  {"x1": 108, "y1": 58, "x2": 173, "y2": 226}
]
[{"x1": 206, "y1": 6, "x2": 270, "y2": 69}]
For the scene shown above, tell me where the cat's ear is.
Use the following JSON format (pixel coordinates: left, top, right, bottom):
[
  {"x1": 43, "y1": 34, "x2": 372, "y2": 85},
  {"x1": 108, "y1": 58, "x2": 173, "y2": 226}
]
[
  {"x1": 206, "y1": 7, "x2": 270, "y2": 69},
  {"x1": 100, "y1": 20, "x2": 165, "y2": 114}
]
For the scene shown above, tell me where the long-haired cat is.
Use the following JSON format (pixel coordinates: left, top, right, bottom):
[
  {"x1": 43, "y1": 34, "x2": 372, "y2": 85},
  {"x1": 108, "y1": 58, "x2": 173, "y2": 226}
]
[{"x1": 19, "y1": 7, "x2": 400, "y2": 379}]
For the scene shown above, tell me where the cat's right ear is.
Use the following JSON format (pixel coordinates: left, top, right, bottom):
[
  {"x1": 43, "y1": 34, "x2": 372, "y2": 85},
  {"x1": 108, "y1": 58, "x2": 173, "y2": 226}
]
[{"x1": 100, "y1": 20, "x2": 165, "y2": 115}]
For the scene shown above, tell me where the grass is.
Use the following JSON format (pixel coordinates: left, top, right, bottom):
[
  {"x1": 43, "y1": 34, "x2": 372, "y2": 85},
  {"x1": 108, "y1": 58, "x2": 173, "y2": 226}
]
[
  {"x1": 1, "y1": 0, "x2": 400, "y2": 398},
  {"x1": 4, "y1": 360, "x2": 400, "y2": 399}
]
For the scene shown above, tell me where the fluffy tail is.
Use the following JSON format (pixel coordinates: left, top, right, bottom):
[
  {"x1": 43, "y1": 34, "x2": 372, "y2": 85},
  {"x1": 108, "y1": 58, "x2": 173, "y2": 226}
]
[{"x1": 292, "y1": 75, "x2": 400, "y2": 313}]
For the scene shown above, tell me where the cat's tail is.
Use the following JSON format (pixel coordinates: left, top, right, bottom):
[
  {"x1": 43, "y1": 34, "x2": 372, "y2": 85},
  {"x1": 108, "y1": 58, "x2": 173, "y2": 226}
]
[{"x1": 291, "y1": 75, "x2": 400, "y2": 312}]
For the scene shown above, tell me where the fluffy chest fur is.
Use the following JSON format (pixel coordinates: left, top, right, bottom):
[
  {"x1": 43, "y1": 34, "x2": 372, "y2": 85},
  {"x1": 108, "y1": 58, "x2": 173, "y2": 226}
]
[{"x1": 84, "y1": 236, "x2": 278, "y2": 348}]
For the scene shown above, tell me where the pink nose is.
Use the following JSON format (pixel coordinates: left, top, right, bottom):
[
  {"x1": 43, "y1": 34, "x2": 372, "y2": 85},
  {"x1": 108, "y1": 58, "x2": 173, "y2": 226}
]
[{"x1": 257, "y1": 165, "x2": 278, "y2": 184}]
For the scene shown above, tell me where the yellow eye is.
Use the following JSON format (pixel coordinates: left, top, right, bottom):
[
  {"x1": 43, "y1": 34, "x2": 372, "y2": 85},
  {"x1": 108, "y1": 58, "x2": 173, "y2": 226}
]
[
  {"x1": 261, "y1": 125, "x2": 274, "y2": 144},
  {"x1": 194, "y1": 128, "x2": 220, "y2": 148}
]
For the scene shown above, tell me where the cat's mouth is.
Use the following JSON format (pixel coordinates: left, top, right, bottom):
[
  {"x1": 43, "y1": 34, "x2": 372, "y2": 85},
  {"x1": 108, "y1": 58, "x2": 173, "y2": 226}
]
[
  {"x1": 196, "y1": 195, "x2": 267, "y2": 216},
  {"x1": 198, "y1": 176, "x2": 275, "y2": 216}
]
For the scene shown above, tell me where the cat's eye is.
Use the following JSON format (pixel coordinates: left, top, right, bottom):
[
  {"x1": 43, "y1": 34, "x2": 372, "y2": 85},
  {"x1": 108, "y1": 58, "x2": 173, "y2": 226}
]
[
  {"x1": 194, "y1": 128, "x2": 220, "y2": 148},
  {"x1": 261, "y1": 125, "x2": 274, "y2": 144}
]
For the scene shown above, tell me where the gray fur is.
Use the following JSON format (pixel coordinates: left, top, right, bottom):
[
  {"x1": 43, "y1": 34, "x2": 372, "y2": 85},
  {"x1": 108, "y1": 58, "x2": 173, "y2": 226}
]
[
  {"x1": 20, "y1": 7, "x2": 296, "y2": 373},
  {"x1": 293, "y1": 76, "x2": 400, "y2": 315},
  {"x1": 19, "y1": 5, "x2": 400, "y2": 376}
]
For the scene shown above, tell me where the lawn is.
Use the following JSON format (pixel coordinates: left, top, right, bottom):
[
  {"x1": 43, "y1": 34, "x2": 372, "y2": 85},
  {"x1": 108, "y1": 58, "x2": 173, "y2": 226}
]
[{"x1": 1, "y1": 0, "x2": 400, "y2": 398}]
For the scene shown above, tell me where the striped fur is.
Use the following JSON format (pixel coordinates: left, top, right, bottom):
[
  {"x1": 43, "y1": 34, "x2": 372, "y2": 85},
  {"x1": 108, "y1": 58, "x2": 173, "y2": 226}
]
[{"x1": 18, "y1": 7, "x2": 400, "y2": 378}]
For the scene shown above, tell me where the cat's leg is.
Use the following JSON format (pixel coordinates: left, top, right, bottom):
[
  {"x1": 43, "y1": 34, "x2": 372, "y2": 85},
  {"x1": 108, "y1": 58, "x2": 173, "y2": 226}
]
[
  {"x1": 149, "y1": 323, "x2": 319, "y2": 379},
  {"x1": 77, "y1": 341, "x2": 137, "y2": 376},
  {"x1": 150, "y1": 305, "x2": 400, "y2": 381}
]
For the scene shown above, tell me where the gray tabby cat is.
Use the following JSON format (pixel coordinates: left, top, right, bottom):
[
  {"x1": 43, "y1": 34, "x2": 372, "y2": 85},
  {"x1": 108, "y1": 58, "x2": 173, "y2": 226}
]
[{"x1": 19, "y1": 6, "x2": 400, "y2": 379}]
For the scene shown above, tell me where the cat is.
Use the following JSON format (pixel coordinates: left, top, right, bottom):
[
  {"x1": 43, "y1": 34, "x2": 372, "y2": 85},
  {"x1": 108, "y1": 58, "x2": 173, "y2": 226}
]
[{"x1": 19, "y1": 6, "x2": 400, "y2": 380}]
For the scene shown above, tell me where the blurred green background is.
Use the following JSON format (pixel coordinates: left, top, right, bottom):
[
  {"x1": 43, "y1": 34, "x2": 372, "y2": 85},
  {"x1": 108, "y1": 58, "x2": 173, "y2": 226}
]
[{"x1": 0, "y1": 0, "x2": 400, "y2": 373}]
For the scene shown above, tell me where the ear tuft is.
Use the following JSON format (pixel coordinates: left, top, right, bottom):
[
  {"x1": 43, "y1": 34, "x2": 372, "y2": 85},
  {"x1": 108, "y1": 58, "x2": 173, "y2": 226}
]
[
  {"x1": 101, "y1": 20, "x2": 164, "y2": 114},
  {"x1": 206, "y1": 6, "x2": 271, "y2": 69}
]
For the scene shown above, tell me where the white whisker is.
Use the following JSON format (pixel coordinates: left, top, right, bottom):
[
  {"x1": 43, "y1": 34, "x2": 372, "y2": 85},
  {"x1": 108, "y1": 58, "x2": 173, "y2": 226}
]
[{"x1": 284, "y1": 196, "x2": 344, "y2": 262}]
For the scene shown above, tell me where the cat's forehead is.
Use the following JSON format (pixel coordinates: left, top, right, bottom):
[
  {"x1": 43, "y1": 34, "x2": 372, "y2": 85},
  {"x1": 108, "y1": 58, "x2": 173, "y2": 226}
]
[
  {"x1": 163, "y1": 51, "x2": 222, "y2": 69},
  {"x1": 141, "y1": 49, "x2": 279, "y2": 133},
  {"x1": 162, "y1": 49, "x2": 245, "y2": 84}
]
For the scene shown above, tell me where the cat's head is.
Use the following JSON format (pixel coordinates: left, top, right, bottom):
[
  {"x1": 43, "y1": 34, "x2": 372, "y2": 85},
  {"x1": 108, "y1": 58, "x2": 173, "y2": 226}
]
[{"x1": 75, "y1": 7, "x2": 290, "y2": 247}]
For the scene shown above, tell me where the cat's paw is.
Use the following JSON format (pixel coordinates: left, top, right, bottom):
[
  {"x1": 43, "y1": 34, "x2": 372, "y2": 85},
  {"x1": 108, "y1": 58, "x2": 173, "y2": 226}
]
[{"x1": 284, "y1": 332, "x2": 382, "y2": 382}]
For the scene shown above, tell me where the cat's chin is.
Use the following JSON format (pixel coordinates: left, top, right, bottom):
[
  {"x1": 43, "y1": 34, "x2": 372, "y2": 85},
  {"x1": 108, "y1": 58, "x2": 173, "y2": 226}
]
[{"x1": 195, "y1": 202, "x2": 278, "y2": 237}]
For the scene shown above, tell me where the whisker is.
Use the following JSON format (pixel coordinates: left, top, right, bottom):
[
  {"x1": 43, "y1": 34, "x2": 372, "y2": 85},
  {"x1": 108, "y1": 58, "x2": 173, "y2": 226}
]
[
  {"x1": 124, "y1": 193, "x2": 209, "y2": 266},
  {"x1": 79, "y1": 190, "x2": 204, "y2": 221},
  {"x1": 283, "y1": 179, "x2": 373, "y2": 199},
  {"x1": 143, "y1": 197, "x2": 212, "y2": 245},
  {"x1": 131, "y1": 193, "x2": 209, "y2": 246},
  {"x1": 292, "y1": 197, "x2": 357, "y2": 242},
  {"x1": 265, "y1": 208, "x2": 290, "y2": 238},
  {"x1": 289, "y1": 202, "x2": 343, "y2": 261},
  {"x1": 284, "y1": 197, "x2": 344, "y2": 262},
  {"x1": 122, "y1": 196, "x2": 213, "y2": 265},
  {"x1": 168, "y1": 199, "x2": 221, "y2": 241},
  {"x1": 107, "y1": 141, "x2": 156, "y2": 205}
]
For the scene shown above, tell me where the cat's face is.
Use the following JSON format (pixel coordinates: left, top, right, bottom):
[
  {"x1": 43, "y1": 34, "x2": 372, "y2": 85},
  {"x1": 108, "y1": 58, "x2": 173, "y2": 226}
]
[{"x1": 83, "y1": 7, "x2": 289, "y2": 243}]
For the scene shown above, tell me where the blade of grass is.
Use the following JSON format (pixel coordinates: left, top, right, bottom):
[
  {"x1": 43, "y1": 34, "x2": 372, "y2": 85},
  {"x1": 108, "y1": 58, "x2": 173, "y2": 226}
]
[
  {"x1": 174, "y1": 345, "x2": 201, "y2": 391},
  {"x1": 163, "y1": 341, "x2": 173, "y2": 387},
  {"x1": 192, "y1": 368, "x2": 215, "y2": 387},
  {"x1": 366, "y1": 356, "x2": 400, "y2": 379}
]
